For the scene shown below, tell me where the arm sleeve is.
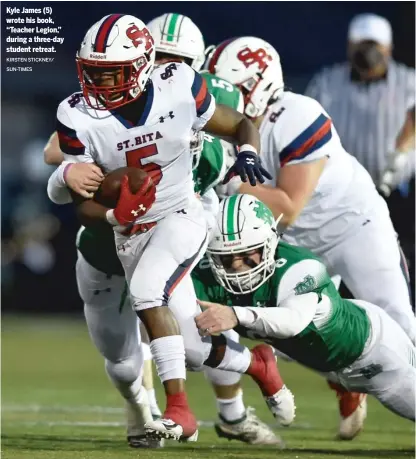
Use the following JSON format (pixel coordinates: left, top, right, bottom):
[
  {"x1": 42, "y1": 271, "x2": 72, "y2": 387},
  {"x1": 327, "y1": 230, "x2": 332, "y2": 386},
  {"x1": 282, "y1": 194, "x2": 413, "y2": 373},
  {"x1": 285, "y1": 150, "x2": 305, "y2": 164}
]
[
  {"x1": 200, "y1": 187, "x2": 220, "y2": 237},
  {"x1": 56, "y1": 103, "x2": 94, "y2": 164},
  {"x1": 276, "y1": 96, "x2": 333, "y2": 167},
  {"x1": 233, "y1": 292, "x2": 319, "y2": 338},
  {"x1": 189, "y1": 68, "x2": 216, "y2": 131},
  {"x1": 47, "y1": 161, "x2": 73, "y2": 205}
]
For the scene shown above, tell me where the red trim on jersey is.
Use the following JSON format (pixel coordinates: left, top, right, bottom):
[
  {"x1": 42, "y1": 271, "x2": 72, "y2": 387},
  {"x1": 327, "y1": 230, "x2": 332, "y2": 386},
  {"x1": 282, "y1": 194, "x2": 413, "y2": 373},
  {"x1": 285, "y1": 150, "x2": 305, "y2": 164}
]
[
  {"x1": 281, "y1": 118, "x2": 332, "y2": 166},
  {"x1": 195, "y1": 78, "x2": 208, "y2": 111},
  {"x1": 57, "y1": 131, "x2": 85, "y2": 149}
]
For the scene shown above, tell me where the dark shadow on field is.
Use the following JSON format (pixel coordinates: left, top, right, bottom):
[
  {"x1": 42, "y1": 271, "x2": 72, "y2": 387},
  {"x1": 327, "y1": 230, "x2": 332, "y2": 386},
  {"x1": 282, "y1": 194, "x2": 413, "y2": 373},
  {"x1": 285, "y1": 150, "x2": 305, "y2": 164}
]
[{"x1": 2, "y1": 434, "x2": 414, "y2": 458}]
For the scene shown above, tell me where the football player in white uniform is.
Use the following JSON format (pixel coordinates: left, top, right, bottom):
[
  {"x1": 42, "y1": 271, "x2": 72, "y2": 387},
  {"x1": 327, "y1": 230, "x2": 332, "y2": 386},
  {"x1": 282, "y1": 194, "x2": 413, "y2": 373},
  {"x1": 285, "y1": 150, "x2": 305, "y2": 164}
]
[
  {"x1": 49, "y1": 15, "x2": 283, "y2": 443},
  {"x1": 205, "y1": 36, "x2": 416, "y2": 439},
  {"x1": 144, "y1": 14, "x2": 282, "y2": 446}
]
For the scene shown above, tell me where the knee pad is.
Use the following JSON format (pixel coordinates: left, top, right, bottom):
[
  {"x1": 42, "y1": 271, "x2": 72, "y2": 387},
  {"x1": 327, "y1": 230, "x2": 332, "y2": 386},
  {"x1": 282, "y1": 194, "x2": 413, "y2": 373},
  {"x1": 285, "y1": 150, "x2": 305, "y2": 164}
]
[
  {"x1": 204, "y1": 366, "x2": 242, "y2": 386},
  {"x1": 105, "y1": 353, "x2": 143, "y2": 385}
]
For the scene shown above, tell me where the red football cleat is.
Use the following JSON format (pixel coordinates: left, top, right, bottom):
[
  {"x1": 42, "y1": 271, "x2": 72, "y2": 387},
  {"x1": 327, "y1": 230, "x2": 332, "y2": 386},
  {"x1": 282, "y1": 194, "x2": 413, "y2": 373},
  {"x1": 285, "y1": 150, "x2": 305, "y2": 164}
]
[
  {"x1": 328, "y1": 381, "x2": 367, "y2": 440},
  {"x1": 145, "y1": 392, "x2": 198, "y2": 442}
]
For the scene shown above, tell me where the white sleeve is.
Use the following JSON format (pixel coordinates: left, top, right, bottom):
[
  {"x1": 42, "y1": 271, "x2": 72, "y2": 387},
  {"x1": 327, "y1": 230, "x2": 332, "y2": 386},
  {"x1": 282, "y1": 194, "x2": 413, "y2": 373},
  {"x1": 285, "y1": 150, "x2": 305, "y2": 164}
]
[
  {"x1": 184, "y1": 65, "x2": 216, "y2": 131},
  {"x1": 47, "y1": 161, "x2": 73, "y2": 205},
  {"x1": 233, "y1": 292, "x2": 319, "y2": 338},
  {"x1": 56, "y1": 103, "x2": 94, "y2": 164},
  {"x1": 200, "y1": 187, "x2": 219, "y2": 238},
  {"x1": 275, "y1": 95, "x2": 334, "y2": 167}
]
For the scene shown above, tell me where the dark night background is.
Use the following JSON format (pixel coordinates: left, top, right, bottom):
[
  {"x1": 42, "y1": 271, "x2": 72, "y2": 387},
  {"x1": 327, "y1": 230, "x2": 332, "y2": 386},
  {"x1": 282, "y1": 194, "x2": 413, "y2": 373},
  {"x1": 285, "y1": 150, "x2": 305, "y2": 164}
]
[{"x1": 1, "y1": 2, "x2": 415, "y2": 314}]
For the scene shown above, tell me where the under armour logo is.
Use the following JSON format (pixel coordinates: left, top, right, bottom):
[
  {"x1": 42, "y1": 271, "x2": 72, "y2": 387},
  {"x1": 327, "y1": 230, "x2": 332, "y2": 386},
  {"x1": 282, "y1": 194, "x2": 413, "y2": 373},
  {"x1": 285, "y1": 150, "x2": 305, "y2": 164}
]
[
  {"x1": 159, "y1": 111, "x2": 175, "y2": 123},
  {"x1": 131, "y1": 204, "x2": 147, "y2": 217},
  {"x1": 246, "y1": 158, "x2": 255, "y2": 165}
]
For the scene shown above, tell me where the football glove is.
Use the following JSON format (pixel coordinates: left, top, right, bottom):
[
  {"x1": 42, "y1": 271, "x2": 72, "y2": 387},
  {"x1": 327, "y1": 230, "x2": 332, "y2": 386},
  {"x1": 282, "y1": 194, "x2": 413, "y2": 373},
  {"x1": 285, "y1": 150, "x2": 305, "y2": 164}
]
[
  {"x1": 113, "y1": 175, "x2": 156, "y2": 226},
  {"x1": 223, "y1": 151, "x2": 272, "y2": 186}
]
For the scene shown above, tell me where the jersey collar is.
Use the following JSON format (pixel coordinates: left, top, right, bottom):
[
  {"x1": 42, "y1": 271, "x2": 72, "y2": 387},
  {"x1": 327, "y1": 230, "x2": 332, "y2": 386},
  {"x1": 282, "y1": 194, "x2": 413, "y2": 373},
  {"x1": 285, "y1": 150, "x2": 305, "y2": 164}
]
[{"x1": 110, "y1": 80, "x2": 154, "y2": 129}]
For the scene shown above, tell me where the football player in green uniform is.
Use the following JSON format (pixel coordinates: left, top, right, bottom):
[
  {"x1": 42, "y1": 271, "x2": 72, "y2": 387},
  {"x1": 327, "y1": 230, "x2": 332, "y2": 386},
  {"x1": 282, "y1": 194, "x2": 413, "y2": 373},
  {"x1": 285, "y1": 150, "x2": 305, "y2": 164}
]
[{"x1": 193, "y1": 195, "x2": 416, "y2": 425}]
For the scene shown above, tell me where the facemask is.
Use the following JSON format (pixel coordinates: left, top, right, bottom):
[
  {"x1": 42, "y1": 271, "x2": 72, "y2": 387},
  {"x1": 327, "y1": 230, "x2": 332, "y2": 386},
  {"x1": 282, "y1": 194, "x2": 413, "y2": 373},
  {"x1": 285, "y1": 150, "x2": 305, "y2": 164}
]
[{"x1": 352, "y1": 43, "x2": 386, "y2": 71}]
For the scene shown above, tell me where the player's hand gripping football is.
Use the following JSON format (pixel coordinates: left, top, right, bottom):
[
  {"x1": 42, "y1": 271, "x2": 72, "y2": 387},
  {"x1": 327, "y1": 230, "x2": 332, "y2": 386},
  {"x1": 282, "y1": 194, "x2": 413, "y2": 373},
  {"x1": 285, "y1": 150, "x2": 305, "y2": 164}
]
[
  {"x1": 223, "y1": 151, "x2": 272, "y2": 186},
  {"x1": 65, "y1": 163, "x2": 104, "y2": 198},
  {"x1": 113, "y1": 175, "x2": 156, "y2": 226}
]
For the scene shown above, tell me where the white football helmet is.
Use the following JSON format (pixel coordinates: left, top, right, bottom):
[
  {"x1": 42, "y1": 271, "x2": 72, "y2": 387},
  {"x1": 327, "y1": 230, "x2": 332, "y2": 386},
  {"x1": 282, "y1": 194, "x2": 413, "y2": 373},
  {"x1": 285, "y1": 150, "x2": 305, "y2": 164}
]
[
  {"x1": 76, "y1": 14, "x2": 155, "y2": 110},
  {"x1": 207, "y1": 195, "x2": 282, "y2": 294},
  {"x1": 206, "y1": 37, "x2": 284, "y2": 118},
  {"x1": 147, "y1": 13, "x2": 205, "y2": 71}
]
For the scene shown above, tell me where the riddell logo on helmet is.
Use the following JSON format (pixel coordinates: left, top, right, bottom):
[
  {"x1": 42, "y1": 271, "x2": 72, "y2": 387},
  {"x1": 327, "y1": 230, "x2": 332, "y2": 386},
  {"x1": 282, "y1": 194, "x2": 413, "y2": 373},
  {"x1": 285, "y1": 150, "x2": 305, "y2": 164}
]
[
  {"x1": 89, "y1": 53, "x2": 107, "y2": 59},
  {"x1": 224, "y1": 241, "x2": 242, "y2": 247}
]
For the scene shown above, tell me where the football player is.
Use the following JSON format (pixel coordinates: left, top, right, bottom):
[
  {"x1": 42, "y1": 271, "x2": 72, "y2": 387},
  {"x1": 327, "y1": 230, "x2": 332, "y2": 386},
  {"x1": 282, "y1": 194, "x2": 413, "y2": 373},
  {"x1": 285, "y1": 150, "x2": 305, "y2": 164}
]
[
  {"x1": 144, "y1": 14, "x2": 282, "y2": 445},
  {"x1": 193, "y1": 195, "x2": 416, "y2": 425},
  {"x1": 47, "y1": 14, "x2": 284, "y2": 443},
  {"x1": 206, "y1": 36, "x2": 416, "y2": 439}
]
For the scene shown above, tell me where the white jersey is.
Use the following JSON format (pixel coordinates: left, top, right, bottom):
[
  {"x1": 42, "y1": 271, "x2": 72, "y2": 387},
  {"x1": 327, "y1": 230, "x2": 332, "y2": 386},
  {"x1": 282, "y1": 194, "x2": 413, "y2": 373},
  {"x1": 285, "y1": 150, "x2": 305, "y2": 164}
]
[
  {"x1": 56, "y1": 62, "x2": 215, "y2": 224},
  {"x1": 259, "y1": 91, "x2": 387, "y2": 252}
]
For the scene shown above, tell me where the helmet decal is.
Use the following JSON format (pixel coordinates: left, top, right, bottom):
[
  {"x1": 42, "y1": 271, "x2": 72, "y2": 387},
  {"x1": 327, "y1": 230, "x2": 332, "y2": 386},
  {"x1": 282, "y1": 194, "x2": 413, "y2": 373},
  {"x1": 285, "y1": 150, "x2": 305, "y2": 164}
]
[
  {"x1": 208, "y1": 195, "x2": 281, "y2": 294},
  {"x1": 236, "y1": 47, "x2": 272, "y2": 70},
  {"x1": 93, "y1": 14, "x2": 124, "y2": 53}
]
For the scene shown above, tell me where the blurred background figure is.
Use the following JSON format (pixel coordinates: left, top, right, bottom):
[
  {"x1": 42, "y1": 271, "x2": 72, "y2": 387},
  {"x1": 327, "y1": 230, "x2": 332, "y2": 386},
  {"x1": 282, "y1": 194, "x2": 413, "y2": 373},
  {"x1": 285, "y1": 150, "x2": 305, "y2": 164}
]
[{"x1": 305, "y1": 12, "x2": 415, "y2": 306}]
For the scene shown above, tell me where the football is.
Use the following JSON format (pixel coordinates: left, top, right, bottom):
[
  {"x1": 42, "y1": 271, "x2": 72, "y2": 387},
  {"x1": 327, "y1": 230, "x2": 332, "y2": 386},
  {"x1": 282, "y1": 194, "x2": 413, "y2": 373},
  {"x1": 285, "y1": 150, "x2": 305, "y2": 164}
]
[{"x1": 93, "y1": 167, "x2": 151, "y2": 209}]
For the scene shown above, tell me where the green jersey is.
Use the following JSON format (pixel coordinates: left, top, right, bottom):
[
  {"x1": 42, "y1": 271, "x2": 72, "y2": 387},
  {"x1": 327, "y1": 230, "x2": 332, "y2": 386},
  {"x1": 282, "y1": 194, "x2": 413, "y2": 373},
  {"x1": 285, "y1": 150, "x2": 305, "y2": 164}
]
[
  {"x1": 76, "y1": 225, "x2": 124, "y2": 276},
  {"x1": 201, "y1": 71, "x2": 244, "y2": 113},
  {"x1": 191, "y1": 242, "x2": 371, "y2": 372}
]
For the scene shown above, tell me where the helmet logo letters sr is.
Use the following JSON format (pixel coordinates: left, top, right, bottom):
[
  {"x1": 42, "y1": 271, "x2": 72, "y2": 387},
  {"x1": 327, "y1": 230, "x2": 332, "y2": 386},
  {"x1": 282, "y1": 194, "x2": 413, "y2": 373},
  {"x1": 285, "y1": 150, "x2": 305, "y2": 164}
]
[
  {"x1": 237, "y1": 47, "x2": 272, "y2": 70},
  {"x1": 126, "y1": 25, "x2": 154, "y2": 50}
]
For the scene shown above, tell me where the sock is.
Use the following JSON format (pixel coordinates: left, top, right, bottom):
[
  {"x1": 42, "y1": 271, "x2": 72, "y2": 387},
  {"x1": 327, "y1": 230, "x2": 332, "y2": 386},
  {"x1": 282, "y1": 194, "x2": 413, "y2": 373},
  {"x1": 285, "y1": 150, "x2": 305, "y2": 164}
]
[
  {"x1": 217, "y1": 389, "x2": 246, "y2": 423},
  {"x1": 147, "y1": 388, "x2": 162, "y2": 416},
  {"x1": 126, "y1": 385, "x2": 153, "y2": 436},
  {"x1": 150, "y1": 335, "x2": 186, "y2": 381}
]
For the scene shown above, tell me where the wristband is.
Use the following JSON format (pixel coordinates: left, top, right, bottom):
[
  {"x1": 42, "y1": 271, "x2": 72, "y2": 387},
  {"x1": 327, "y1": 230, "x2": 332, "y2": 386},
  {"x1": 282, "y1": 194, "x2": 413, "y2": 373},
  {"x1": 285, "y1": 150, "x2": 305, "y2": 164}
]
[
  {"x1": 63, "y1": 162, "x2": 74, "y2": 184},
  {"x1": 238, "y1": 144, "x2": 258, "y2": 155},
  {"x1": 105, "y1": 209, "x2": 118, "y2": 226}
]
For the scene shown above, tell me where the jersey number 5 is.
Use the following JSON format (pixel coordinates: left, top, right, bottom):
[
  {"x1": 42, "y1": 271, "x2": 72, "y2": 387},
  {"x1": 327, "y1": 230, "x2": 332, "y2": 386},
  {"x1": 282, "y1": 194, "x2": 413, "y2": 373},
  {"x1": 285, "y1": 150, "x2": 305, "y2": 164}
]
[{"x1": 125, "y1": 144, "x2": 163, "y2": 186}]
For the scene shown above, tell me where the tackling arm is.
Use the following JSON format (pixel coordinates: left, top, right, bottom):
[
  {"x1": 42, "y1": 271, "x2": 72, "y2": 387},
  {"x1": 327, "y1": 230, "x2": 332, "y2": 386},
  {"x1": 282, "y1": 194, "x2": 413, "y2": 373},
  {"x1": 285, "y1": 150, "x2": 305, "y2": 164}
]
[
  {"x1": 233, "y1": 292, "x2": 320, "y2": 338},
  {"x1": 204, "y1": 104, "x2": 260, "y2": 152}
]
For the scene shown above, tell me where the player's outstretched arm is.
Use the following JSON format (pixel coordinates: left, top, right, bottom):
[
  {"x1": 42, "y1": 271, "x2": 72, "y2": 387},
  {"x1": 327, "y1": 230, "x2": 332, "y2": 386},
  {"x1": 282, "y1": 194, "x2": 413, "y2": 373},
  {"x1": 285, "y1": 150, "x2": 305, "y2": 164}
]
[
  {"x1": 195, "y1": 293, "x2": 319, "y2": 339},
  {"x1": 205, "y1": 104, "x2": 271, "y2": 187},
  {"x1": 204, "y1": 104, "x2": 260, "y2": 151}
]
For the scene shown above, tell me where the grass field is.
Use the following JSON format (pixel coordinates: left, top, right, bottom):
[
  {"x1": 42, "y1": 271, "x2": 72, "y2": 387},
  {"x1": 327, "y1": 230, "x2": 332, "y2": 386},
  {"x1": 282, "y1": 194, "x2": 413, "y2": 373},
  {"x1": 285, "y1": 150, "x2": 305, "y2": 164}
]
[{"x1": 2, "y1": 315, "x2": 415, "y2": 459}]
